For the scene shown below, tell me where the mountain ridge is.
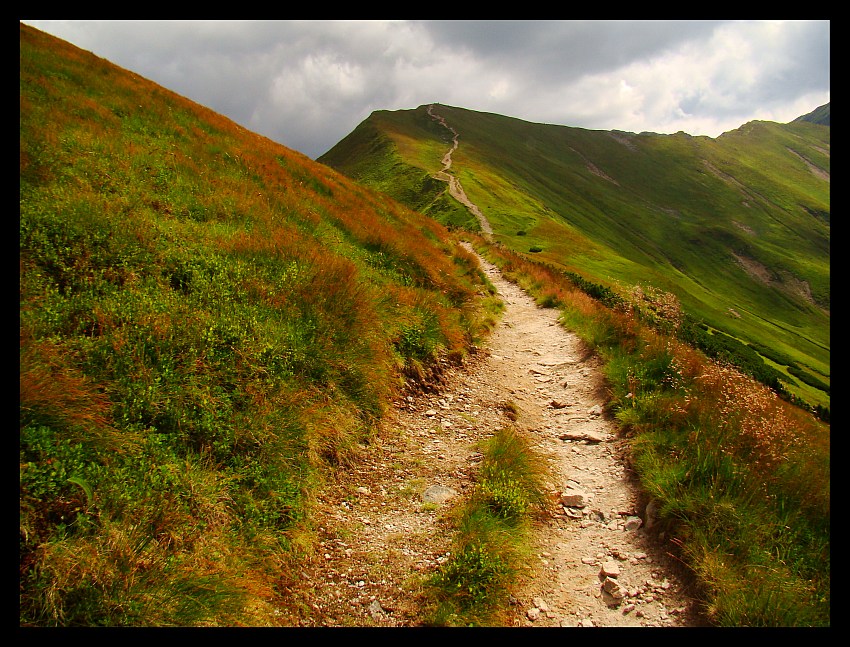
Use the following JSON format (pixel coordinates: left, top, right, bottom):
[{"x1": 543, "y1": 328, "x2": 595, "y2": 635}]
[
  {"x1": 792, "y1": 102, "x2": 830, "y2": 126},
  {"x1": 319, "y1": 102, "x2": 829, "y2": 410}
]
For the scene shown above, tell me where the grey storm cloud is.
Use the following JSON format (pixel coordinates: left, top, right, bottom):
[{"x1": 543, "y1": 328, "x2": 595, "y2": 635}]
[
  {"x1": 22, "y1": 20, "x2": 829, "y2": 159},
  {"x1": 415, "y1": 20, "x2": 725, "y2": 79}
]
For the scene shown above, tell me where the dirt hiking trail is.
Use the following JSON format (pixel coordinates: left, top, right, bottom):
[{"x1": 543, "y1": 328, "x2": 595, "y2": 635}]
[
  {"x1": 427, "y1": 104, "x2": 493, "y2": 238},
  {"x1": 281, "y1": 249, "x2": 702, "y2": 627},
  {"x1": 277, "y1": 107, "x2": 703, "y2": 627}
]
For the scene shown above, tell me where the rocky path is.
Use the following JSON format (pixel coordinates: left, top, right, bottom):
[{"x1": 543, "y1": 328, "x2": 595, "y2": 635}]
[
  {"x1": 470, "y1": 253, "x2": 700, "y2": 627},
  {"x1": 280, "y1": 247, "x2": 701, "y2": 627},
  {"x1": 277, "y1": 108, "x2": 702, "y2": 627}
]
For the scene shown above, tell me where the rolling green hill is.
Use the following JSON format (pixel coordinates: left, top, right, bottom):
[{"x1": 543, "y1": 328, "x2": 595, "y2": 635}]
[
  {"x1": 319, "y1": 104, "x2": 830, "y2": 411},
  {"x1": 20, "y1": 24, "x2": 496, "y2": 625}
]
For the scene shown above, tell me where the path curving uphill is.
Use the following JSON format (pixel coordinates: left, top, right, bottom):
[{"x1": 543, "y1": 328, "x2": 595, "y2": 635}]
[
  {"x1": 427, "y1": 104, "x2": 493, "y2": 238},
  {"x1": 278, "y1": 108, "x2": 701, "y2": 627}
]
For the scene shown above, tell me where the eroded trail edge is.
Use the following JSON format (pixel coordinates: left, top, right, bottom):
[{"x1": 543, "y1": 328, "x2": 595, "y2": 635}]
[{"x1": 283, "y1": 246, "x2": 699, "y2": 626}]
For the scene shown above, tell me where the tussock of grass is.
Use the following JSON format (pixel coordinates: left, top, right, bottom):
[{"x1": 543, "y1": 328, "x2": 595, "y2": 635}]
[{"x1": 424, "y1": 427, "x2": 546, "y2": 626}]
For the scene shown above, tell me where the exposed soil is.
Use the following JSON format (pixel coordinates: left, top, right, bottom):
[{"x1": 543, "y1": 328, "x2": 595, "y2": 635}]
[
  {"x1": 277, "y1": 247, "x2": 704, "y2": 627},
  {"x1": 276, "y1": 108, "x2": 705, "y2": 627},
  {"x1": 427, "y1": 104, "x2": 493, "y2": 237}
]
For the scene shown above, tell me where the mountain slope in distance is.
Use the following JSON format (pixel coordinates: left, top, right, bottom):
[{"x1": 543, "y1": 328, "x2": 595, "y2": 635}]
[
  {"x1": 319, "y1": 103, "x2": 829, "y2": 409},
  {"x1": 793, "y1": 102, "x2": 830, "y2": 126}
]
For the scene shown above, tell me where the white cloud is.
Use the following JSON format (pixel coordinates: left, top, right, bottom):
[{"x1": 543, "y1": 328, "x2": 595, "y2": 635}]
[{"x1": 22, "y1": 19, "x2": 829, "y2": 158}]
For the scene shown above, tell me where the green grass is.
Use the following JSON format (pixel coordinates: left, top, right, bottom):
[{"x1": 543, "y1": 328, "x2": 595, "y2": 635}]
[
  {"x1": 20, "y1": 23, "x2": 494, "y2": 626},
  {"x1": 322, "y1": 104, "x2": 829, "y2": 414},
  {"x1": 423, "y1": 426, "x2": 545, "y2": 626}
]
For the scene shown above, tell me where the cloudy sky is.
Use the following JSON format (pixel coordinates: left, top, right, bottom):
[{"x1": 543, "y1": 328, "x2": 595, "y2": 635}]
[{"x1": 23, "y1": 20, "x2": 830, "y2": 160}]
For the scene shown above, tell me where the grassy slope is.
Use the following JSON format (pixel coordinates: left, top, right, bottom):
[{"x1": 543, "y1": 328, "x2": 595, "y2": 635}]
[
  {"x1": 20, "y1": 24, "x2": 496, "y2": 626},
  {"x1": 321, "y1": 104, "x2": 830, "y2": 410},
  {"x1": 319, "y1": 106, "x2": 480, "y2": 231}
]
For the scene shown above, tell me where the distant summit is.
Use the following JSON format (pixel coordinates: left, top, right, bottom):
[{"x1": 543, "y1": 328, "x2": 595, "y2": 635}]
[{"x1": 793, "y1": 102, "x2": 830, "y2": 126}]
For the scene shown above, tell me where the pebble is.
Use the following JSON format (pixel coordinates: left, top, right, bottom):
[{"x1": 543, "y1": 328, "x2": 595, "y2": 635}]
[
  {"x1": 601, "y1": 561, "x2": 620, "y2": 577},
  {"x1": 532, "y1": 597, "x2": 550, "y2": 612}
]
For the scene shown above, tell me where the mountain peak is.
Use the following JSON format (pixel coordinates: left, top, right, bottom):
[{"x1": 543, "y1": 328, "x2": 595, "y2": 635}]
[{"x1": 793, "y1": 102, "x2": 830, "y2": 126}]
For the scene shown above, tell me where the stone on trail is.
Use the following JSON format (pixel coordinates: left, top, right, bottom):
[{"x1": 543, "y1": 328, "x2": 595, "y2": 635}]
[
  {"x1": 623, "y1": 516, "x2": 643, "y2": 531},
  {"x1": 559, "y1": 485, "x2": 589, "y2": 508},
  {"x1": 559, "y1": 429, "x2": 607, "y2": 443},
  {"x1": 600, "y1": 561, "x2": 621, "y2": 578},
  {"x1": 422, "y1": 485, "x2": 457, "y2": 504},
  {"x1": 532, "y1": 597, "x2": 550, "y2": 612},
  {"x1": 602, "y1": 576, "x2": 627, "y2": 603},
  {"x1": 368, "y1": 600, "x2": 385, "y2": 621}
]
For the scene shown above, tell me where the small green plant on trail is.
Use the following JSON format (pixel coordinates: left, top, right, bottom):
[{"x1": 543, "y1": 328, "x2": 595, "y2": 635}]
[{"x1": 424, "y1": 427, "x2": 546, "y2": 626}]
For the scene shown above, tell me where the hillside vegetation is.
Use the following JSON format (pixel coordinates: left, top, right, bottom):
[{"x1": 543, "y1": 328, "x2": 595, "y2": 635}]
[
  {"x1": 20, "y1": 24, "x2": 497, "y2": 625},
  {"x1": 320, "y1": 104, "x2": 830, "y2": 414},
  {"x1": 320, "y1": 102, "x2": 829, "y2": 626},
  {"x1": 20, "y1": 23, "x2": 830, "y2": 628}
]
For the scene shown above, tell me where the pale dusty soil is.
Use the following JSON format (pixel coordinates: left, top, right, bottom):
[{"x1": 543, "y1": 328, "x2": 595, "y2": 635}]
[{"x1": 277, "y1": 248, "x2": 706, "y2": 627}]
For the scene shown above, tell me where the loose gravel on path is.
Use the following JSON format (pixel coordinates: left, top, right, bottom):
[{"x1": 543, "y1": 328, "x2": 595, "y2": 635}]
[{"x1": 278, "y1": 247, "x2": 704, "y2": 627}]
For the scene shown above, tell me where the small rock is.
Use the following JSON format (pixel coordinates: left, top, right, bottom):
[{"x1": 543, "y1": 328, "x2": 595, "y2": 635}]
[
  {"x1": 559, "y1": 486, "x2": 589, "y2": 508},
  {"x1": 526, "y1": 607, "x2": 541, "y2": 621},
  {"x1": 559, "y1": 430, "x2": 606, "y2": 443},
  {"x1": 579, "y1": 618, "x2": 595, "y2": 627},
  {"x1": 600, "y1": 561, "x2": 621, "y2": 578},
  {"x1": 602, "y1": 577, "x2": 626, "y2": 601},
  {"x1": 588, "y1": 404, "x2": 603, "y2": 416},
  {"x1": 645, "y1": 499, "x2": 659, "y2": 529},
  {"x1": 532, "y1": 597, "x2": 550, "y2": 612},
  {"x1": 623, "y1": 516, "x2": 643, "y2": 531},
  {"x1": 368, "y1": 600, "x2": 384, "y2": 621},
  {"x1": 422, "y1": 485, "x2": 457, "y2": 504}
]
